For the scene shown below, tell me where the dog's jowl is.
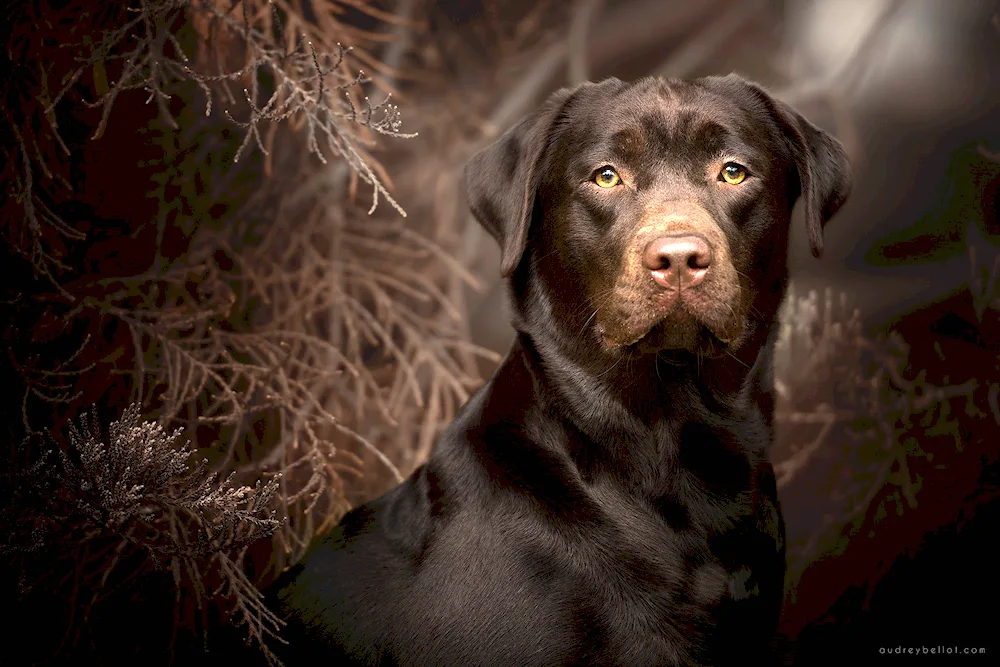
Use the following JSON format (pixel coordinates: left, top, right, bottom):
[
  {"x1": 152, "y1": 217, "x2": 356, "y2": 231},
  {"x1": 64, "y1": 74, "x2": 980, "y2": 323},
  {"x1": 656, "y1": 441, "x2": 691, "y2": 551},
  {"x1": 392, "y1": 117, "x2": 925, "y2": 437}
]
[{"x1": 270, "y1": 75, "x2": 851, "y2": 666}]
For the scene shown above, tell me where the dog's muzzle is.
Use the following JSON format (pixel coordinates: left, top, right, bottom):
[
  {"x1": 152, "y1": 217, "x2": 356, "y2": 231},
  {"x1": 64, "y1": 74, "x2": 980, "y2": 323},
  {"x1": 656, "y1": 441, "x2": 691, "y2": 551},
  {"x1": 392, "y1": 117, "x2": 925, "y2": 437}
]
[{"x1": 596, "y1": 203, "x2": 745, "y2": 352}]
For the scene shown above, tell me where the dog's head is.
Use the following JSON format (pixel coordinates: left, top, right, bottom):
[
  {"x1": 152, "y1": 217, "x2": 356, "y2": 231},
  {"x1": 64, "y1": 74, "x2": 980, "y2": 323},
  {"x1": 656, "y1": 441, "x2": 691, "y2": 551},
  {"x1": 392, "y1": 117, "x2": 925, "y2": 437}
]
[{"x1": 465, "y1": 75, "x2": 851, "y2": 358}]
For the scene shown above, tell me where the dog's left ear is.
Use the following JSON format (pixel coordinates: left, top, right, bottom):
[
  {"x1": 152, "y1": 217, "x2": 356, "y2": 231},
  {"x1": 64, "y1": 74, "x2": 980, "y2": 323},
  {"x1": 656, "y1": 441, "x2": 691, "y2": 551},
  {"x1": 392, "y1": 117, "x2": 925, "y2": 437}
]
[
  {"x1": 740, "y1": 79, "x2": 852, "y2": 258},
  {"x1": 464, "y1": 87, "x2": 577, "y2": 277},
  {"x1": 776, "y1": 100, "x2": 852, "y2": 258}
]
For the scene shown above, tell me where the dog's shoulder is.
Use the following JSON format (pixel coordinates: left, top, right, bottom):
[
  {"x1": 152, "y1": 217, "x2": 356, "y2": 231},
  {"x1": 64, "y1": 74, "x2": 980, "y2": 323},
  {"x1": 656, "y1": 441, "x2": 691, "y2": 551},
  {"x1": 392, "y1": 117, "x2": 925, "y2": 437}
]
[
  {"x1": 269, "y1": 376, "x2": 509, "y2": 628},
  {"x1": 269, "y1": 480, "x2": 430, "y2": 664}
]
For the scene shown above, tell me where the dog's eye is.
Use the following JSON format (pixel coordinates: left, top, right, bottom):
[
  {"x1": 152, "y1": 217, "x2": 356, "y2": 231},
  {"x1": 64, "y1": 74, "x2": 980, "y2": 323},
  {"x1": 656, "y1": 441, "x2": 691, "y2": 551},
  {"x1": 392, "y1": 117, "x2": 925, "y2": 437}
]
[
  {"x1": 719, "y1": 163, "x2": 748, "y2": 185},
  {"x1": 593, "y1": 166, "x2": 622, "y2": 188}
]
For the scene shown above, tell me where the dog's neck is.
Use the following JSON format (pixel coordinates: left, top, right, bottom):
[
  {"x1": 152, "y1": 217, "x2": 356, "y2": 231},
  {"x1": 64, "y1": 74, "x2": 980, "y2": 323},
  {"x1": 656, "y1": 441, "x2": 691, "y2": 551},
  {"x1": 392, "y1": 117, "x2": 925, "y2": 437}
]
[
  {"x1": 517, "y1": 324, "x2": 775, "y2": 430},
  {"x1": 475, "y1": 330, "x2": 775, "y2": 499},
  {"x1": 507, "y1": 271, "x2": 778, "y2": 423}
]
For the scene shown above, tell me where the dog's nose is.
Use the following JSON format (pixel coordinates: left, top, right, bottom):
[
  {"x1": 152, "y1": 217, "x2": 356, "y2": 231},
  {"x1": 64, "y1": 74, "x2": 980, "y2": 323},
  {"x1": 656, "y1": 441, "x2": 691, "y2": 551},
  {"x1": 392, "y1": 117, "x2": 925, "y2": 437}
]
[{"x1": 642, "y1": 235, "x2": 713, "y2": 289}]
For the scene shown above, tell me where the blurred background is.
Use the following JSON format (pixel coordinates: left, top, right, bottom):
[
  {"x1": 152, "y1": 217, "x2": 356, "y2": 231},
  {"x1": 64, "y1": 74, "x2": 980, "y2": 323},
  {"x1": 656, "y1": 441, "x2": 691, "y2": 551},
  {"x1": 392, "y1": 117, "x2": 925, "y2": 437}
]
[{"x1": 2, "y1": 0, "x2": 998, "y2": 664}]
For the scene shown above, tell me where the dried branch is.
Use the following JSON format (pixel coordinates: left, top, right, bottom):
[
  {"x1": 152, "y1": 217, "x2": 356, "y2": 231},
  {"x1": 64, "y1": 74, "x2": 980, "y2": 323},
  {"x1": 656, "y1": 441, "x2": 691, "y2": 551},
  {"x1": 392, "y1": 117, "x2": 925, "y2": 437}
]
[
  {"x1": 1, "y1": 404, "x2": 284, "y2": 659},
  {"x1": 51, "y1": 0, "x2": 416, "y2": 216},
  {"x1": 567, "y1": 0, "x2": 602, "y2": 84},
  {"x1": 2, "y1": 1, "x2": 483, "y2": 661},
  {"x1": 654, "y1": 0, "x2": 768, "y2": 78},
  {"x1": 773, "y1": 284, "x2": 986, "y2": 588},
  {"x1": 773, "y1": 404, "x2": 839, "y2": 488},
  {"x1": 969, "y1": 244, "x2": 1000, "y2": 321},
  {"x1": 377, "y1": 0, "x2": 424, "y2": 92}
]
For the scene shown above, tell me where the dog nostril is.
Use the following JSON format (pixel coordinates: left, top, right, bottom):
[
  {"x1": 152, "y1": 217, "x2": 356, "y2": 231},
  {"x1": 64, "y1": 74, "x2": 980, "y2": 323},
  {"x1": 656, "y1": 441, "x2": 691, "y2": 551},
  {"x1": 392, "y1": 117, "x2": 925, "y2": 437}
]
[{"x1": 688, "y1": 247, "x2": 712, "y2": 270}]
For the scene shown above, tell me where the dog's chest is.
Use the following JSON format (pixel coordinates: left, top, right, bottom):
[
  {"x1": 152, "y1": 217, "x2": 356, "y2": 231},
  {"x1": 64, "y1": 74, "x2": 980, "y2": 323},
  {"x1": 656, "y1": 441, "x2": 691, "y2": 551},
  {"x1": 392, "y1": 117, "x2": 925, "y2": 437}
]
[
  {"x1": 419, "y1": 482, "x2": 782, "y2": 665},
  {"x1": 598, "y1": 493, "x2": 780, "y2": 664},
  {"x1": 589, "y1": 478, "x2": 779, "y2": 600}
]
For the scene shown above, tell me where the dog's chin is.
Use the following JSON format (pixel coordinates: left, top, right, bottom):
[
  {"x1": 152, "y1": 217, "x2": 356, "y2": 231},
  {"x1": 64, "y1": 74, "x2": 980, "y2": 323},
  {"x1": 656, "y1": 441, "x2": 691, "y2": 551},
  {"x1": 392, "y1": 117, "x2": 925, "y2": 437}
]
[
  {"x1": 600, "y1": 314, "x2": 739, "y2": 357},
  {"x1": 637, "y1": 323, "x2": 733, "y2": 357}
]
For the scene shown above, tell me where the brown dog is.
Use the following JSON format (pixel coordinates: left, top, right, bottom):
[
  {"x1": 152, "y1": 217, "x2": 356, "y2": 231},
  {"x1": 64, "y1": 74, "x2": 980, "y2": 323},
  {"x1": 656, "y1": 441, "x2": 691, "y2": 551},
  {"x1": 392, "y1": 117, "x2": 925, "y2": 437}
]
[{"x1": 268, "y1": 74, "x2": 851, "y2": 666}]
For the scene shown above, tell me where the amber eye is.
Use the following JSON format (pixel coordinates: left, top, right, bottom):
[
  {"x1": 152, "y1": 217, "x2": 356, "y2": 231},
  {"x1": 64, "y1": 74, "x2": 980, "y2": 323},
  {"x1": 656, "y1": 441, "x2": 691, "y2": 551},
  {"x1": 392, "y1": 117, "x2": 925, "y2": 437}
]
[
  {"x1": 593, "y1": 166, "x2": 622, "y2": 188},
  {"x1": 720, "y1": 162, "x2": 748, "y2": 185}
]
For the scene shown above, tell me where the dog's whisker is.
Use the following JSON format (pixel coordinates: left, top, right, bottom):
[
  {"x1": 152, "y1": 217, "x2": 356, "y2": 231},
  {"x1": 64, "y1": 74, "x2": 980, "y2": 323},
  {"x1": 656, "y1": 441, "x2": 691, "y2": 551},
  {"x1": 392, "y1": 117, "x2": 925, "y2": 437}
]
[
  {"x1": 722, "y1": 345, "x2": 751, "y2": 370},
  {"x1": 568, "y1": 287, "x2": 615, "y2": 322},
  {"x1": 596, "y1": 350, "x2": 626, "y2": 378},
  {"x1": 578, "y1": 309, "x2": 600, "y2": 338},
  {"x1": 571, "y1": 289, "x2": 619, "y2": 345}
]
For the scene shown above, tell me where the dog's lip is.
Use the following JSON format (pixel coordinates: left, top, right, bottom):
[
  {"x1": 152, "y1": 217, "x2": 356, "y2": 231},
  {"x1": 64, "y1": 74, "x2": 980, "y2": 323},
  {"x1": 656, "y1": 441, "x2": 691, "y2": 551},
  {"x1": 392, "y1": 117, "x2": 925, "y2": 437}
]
[
  {"x1": 599, "y1": 324, "x2": 652, "y2": 349},
  {"x1": 600, "y1": 330, "x2": 642, "y2": 349},
  {"x1": 600, "y1": 318, "x2": 733, "y2": 352},
  {"x1": 598, "y1": 295, "x2": 678, "y2": 349}
]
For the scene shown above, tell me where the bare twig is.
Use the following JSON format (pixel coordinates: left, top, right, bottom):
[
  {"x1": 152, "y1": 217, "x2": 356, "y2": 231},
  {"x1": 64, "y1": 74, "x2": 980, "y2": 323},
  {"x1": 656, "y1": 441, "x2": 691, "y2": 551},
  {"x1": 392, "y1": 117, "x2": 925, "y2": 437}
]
[
  {"x1": 378, "y1": 0, "x2": 424, "y2": 92},
  {"x1": 567, "y1": 0, "x2": 603, "y2": 84},
  {"x1": 655, "y1": 0, "x2": 768, "y2": 78},
  {"x1": 774, "y1": 404, "x2": 839, "y2": 488}
]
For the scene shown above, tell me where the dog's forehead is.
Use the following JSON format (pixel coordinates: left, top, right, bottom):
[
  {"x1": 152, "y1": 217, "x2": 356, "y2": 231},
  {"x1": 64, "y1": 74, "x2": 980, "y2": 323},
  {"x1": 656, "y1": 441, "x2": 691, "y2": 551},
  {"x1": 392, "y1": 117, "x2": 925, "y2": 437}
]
[{"x1": 562, "y1": 78, "x2": 770, "y2": 157}]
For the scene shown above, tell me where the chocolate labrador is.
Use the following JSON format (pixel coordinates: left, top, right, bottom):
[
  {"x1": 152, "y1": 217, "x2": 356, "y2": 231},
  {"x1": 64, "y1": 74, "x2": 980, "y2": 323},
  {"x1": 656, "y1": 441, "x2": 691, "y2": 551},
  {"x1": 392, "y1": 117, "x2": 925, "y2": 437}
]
[{"x1": 268, "y1": 74, "x2": 851, "y2": 666}]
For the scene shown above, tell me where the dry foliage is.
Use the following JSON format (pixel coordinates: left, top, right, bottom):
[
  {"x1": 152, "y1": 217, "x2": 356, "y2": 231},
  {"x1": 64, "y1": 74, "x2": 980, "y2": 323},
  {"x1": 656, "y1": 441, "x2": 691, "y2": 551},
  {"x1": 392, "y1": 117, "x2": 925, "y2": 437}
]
[
  {"x1": 1, "y1": 405, "x2": 284, "y2": 657},
  {"x1": 0, "y1": 0, "x2": 494, "y2": 662},
  {"x1": 772, "y1": 282, "x2": 990, "y2": 590}
]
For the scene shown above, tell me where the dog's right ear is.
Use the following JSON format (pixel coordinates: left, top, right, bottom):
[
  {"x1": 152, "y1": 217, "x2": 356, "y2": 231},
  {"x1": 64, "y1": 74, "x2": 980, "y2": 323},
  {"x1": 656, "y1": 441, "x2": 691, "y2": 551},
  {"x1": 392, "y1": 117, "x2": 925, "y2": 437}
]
[{"x1": 464, "y1": 87, "x2": 576, "y2": 278}]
